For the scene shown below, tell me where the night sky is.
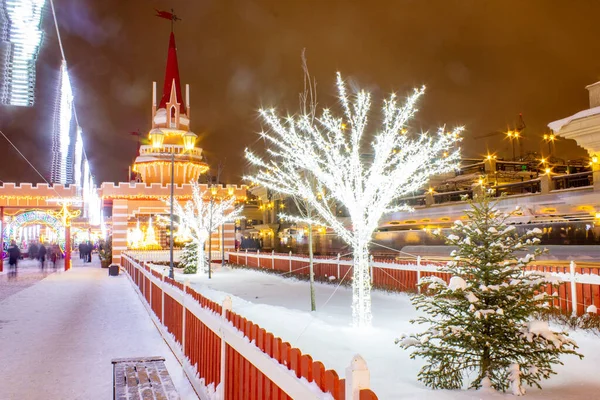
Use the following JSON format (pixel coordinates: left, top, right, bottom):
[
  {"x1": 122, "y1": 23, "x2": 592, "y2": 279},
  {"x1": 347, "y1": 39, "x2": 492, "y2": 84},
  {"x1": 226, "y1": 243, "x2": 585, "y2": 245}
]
[{"x1": 1, "y1": 0, "x2": 599, "y2": 184}]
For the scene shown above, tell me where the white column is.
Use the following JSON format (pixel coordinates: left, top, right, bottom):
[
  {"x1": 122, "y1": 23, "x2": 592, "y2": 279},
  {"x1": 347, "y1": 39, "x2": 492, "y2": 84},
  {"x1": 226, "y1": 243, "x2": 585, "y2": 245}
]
[
  {"x1": 345, "y1": 354, "x2": 371, "y2": 400},
  {"x1": 570, "y1": 261, "x2": 578, "y2": 317},
  {"x1": 416, "y1": 256, "x2": 422, "y2": 294}
]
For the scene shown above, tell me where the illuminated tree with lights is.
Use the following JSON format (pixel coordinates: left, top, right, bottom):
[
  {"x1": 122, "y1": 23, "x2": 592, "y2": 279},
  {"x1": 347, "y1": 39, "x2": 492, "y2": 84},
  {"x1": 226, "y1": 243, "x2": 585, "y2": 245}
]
[
  {"x1": 169, "y1": 181, "x2": 243, "y2": 275},
  {"x1": 246, "y1": 72, "x2": 462, "y2": 327}
]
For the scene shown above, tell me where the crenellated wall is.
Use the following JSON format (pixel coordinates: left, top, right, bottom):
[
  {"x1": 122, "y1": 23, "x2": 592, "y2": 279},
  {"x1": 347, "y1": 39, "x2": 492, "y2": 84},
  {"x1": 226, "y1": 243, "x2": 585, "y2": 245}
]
[
  {"x1": 100, "y1": 182, "x2": 247, "y2": 200},
  {"x1": 0, "y1": 183, "x2": 79, "y2": 207},
  {"x1": 106, "y1": 182, "x2": 246, "y2": 263}
]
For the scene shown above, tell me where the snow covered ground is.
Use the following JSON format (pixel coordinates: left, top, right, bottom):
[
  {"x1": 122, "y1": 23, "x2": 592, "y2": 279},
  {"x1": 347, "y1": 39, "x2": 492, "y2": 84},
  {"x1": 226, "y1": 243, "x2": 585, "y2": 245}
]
[
  {"x1": 182, "y1": 265, "x2": 600, "y2": 399},
  {"x1": 0, "y1": 259, "x2": 197, "y2": 400}
]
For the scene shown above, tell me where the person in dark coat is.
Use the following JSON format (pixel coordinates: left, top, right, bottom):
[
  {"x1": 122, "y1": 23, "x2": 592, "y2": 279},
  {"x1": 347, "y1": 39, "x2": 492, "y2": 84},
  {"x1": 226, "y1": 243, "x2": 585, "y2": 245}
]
[
  {"x1": 38, "y1": 243, "x2": 47, "y2": 269},
  {"x1": 29, "y1": 242, "x2": 38, "y2": 260},
  {"x1": 86, "y1": 242, "x2": 93, "y2": 263},
  {"x1": 7, "y1": 240, "x2": 21, "y2": 277},
  {"x1": 79, "y1": 242, "x2": 84, "y2": 259}
]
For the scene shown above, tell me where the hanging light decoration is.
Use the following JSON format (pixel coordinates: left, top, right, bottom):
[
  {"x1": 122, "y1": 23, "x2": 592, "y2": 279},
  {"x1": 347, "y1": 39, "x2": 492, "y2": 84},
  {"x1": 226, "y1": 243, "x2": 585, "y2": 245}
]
[
  {"x1": 0, "y1": 0, "x2": 46, "y2": 106},
  {"x1": 74, "y1": 127, "x2": 84, "y2": 188},
  {"x1": 50, "y1": 61, "x2": 73, "y2": 183}
]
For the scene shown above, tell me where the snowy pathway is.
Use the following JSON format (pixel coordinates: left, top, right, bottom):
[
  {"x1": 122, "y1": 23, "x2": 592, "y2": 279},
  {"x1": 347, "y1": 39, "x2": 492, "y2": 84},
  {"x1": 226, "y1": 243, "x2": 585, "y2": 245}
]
[
  {"x1": 0, "y1": 259, "x2": 197, "y2": 400},
  {"x1": 185, "y1": 266, "x2": 600, "y2": 400},
  {"x1": 0, "y1": 259, "x2": 59, "y2": 301}
]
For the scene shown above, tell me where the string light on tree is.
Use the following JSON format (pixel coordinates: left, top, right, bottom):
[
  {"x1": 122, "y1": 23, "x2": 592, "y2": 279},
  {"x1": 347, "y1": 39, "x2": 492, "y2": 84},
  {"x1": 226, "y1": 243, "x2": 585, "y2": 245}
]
[
  {"x1": 246, "y1": 72, "x2": 462, "y2": 328},
  {"x1": 167, "y1": 181, "x2": 243, "y2": 275}
]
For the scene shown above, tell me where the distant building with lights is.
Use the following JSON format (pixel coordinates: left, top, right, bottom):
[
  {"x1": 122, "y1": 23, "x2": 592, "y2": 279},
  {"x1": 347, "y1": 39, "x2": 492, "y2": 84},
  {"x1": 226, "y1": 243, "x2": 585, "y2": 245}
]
[{"x1": 101, "y1": 30, "x2": 245, "y2": 264}]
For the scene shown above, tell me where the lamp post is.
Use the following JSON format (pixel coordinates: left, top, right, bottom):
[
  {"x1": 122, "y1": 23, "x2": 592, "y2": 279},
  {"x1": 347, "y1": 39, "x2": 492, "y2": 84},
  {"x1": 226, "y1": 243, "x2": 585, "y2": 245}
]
[
  {"x1": 506, "y1": 131, "x2": 515, "y2": 161},
  {"x1": 543, "y1": 133, "x2": 556, "y2": 156},
  {"x1": 150, "y1": 128, "x2": 197, "y2": 279}
]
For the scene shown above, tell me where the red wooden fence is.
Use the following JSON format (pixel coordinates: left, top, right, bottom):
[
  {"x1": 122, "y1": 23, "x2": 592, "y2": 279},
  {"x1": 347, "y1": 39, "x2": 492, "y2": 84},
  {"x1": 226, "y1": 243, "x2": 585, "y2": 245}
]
[
  {"x1": 228, "y1": 251, "x2": 600, "y2": 317},
  {"x1": 121, "y1": 254, "x2": 378, "y2": 400}
]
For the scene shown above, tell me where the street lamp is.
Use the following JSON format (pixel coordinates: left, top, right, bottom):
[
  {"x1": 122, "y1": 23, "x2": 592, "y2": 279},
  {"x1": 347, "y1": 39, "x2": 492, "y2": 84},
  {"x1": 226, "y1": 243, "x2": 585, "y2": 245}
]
[
  {"x1": 149, "y1": 128, "x2": 164, "y2": 149},
  {"x1": 168, "y1": 131, "x2": 197, "y2": 279},
  {"x1": 506, "y1": 130, "x2": 517, "y2": 160},
  {"x1": 543, "y1": 133, "x2": 556, "y2": 156}
]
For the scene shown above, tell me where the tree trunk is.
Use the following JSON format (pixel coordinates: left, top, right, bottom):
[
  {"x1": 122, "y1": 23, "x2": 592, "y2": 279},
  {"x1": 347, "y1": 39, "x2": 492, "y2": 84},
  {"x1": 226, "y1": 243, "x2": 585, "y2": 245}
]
[
  {"x1": 308, "y1": 223, "x2": 316, "y2": 312},
  {"x1": 352, "y1": 241, "x2": 372, "y2": 328},
  {"x1": 197, "y1": 242, "x2": 205, "y2": 274},
  {"x1": 207, "y1": 234, "x2": 212, "y2": 279}
]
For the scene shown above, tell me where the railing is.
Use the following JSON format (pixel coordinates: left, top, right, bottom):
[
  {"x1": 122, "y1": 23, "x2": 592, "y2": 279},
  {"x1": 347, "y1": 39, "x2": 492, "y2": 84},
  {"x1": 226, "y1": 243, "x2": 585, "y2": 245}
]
[
  {"x1": 124, "y1": 249, "x2": 226, "y2": 263},
  {"x1": 433, "y1": 189, "x2": 472, "y2": 204},
  {"x1": 121, "y1": 254, "x2": 378, "y2": 400},
  {"x1": 228, "y1": 250, "x2": 600, "y2": 317},
  {"x1": 552, "y1": 171, "x2": 594, "y2": 190},
  {"x1": 493, "y1": 179, "x2": 541, "y2": 196}
]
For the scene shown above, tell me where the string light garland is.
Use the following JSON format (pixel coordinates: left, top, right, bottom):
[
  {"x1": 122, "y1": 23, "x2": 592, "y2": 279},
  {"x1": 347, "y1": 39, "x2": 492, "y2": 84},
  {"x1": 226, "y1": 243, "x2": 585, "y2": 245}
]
[
  {"x1": 50, "y1": 61, "x2": 73, "y2": 184},
  {"x1": 74, "y1": 127, "x2": 83, "y2": 188},
  {"x1": 2, "y1": 209, "x2": 66, "y2": 250},
  {"x1": 0, "y1": 0, "x2": 46, "y2": 106},
  {"x1": 246, "y1": 72, "x2": 462, "y2": 328}
]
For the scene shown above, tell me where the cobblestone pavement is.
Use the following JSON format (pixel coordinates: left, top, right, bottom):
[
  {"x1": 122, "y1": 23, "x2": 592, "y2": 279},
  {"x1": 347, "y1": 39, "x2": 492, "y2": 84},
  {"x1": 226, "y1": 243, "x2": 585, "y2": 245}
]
[{"x1": 0, "y1": 259, "x2": 60, "y2": 302}]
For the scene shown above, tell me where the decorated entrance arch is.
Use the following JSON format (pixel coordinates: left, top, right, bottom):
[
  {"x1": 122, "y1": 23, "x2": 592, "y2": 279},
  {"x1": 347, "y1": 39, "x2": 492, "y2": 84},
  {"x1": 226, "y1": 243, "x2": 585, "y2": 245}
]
[{"x1": 2, "y1": 210, "x2": 66, "y2": 251}]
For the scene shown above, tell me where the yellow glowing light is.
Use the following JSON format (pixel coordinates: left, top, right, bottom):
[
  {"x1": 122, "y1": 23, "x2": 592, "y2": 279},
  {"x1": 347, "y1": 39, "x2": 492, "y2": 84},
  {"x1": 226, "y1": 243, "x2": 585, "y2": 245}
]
[
  {"x1": 592, "y1": 156, "x2": 599, "y2": 164},
  {"x1": 428, "y1": 188, "x2": 434, "y2": 194},
  {"x1": 595, "y1": 212, "x2": 600, "y2": 220},
  {"x1": 545, "y1": 167, "x2": 551, "y2": 174},
  {"x1": 149, "y1": 128, "x2": 165, "y2": 149}
]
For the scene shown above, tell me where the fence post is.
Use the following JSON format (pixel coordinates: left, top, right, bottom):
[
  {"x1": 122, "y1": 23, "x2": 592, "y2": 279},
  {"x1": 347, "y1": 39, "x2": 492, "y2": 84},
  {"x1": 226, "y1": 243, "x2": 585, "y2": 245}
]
[
  {"x1": 245, "y1": 249, "x2": 248, "y2": 266},
  {"x1": 345, "y1": 354, "x2": 371, "y2": 400},
  {"x1": 161, "y1": 271, "x2": 165, "y2": 322},
  {"x1": 570, "y1": 261, "x2": 577, "y2": 317},
  {"x1": 369, "y1": 255, "x2": 374, "y2": 284},
  {"x1": 182, "y1": 279, "x2": 189, "y2": 347},
  {"x1": 149, "y1": 268, "x2": 153, "y2": 307},
  {"x1": 337, "y1": 253, "x2": 341, "y2": 279},
  {"x1": 257, "y1": 249, "x2": 260, "y2": 268},
  {"x1": 219, "y1": 296, "x2": 232, "y2": 400},
  {"x1": 289, "y1": 251, "x2": 293, "y2": 273},
  {"x1": 416, "y1": 256, "x2": 422, "y2": 294},
  {"x1": 271, "y1": 250, "x2": 275, "y2": 269}
]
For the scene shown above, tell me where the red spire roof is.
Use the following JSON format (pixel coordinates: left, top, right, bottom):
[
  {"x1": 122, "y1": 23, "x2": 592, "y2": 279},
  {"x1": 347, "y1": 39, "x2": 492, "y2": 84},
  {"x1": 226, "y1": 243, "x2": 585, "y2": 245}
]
[{"x1": 159, "y1": 32, "x2": 186, "y2": 113}]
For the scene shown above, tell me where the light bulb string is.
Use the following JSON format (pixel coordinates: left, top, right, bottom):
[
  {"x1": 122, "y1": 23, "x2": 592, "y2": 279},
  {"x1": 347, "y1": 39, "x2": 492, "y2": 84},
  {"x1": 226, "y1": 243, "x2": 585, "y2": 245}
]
[{"x1": 48, "y1": 0, "x2": 90, "y2": 175}]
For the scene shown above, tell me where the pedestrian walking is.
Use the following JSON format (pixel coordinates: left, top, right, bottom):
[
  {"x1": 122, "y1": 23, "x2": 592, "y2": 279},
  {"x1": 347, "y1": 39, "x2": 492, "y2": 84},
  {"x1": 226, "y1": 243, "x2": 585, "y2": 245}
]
[
  {"x1": 29, "y1": 242, "x2": 39, "y2": 260},
  {"x1": 86, "y1": 242, "x2": 93, "y2": 263},
  {"x1": 7, "y1": 240, "x2": 21, "y2": 278},
  {"x1": 79, "y1": 242, "x2": 84, "y2": 260},
  {"x1": 50, "y1": 244, "x2": 59, "y2": 269},
  {"x1": 38, "y1": 243, "x2": 47, "y2": 270}
]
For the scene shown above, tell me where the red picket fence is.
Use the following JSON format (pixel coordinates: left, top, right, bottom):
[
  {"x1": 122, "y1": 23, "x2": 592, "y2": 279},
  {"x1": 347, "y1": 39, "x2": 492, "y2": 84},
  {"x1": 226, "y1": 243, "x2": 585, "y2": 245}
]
[
  {"x1": 121, "y1": 254, "x2": 378, "y2": 400},
  {"x1": 228, "y1": 251, "x2": 600, "y2": 317}
]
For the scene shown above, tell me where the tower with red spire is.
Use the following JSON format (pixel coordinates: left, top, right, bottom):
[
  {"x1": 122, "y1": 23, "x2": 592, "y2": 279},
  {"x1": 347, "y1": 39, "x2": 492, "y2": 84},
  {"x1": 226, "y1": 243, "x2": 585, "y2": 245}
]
[{"x1": 133, "y1": 31, "x2": 208, "y2": 185}]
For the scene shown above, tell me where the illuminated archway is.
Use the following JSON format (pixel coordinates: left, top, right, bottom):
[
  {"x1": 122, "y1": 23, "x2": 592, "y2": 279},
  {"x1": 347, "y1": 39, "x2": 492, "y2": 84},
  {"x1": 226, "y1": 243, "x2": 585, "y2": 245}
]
[{"x1": 2, "y1": 210, "x2": 66, "y2": 251}]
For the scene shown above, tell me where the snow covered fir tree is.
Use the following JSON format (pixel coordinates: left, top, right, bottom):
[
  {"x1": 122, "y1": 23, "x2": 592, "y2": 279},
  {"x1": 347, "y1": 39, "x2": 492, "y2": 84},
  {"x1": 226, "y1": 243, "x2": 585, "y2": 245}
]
[
  {"x1": 179, "y1": 242, "x2": 202, "y2": 274},
  {"x1": 246, "y1": 70, "x2": 462, "y2": 327},
  {"x1": 398, "y1": 192, "x2": 583, "y2": 395}
]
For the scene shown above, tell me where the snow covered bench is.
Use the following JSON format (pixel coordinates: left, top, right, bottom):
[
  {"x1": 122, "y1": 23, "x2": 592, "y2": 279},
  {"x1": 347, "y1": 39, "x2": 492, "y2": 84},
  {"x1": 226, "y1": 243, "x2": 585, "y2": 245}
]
[{"x1": 111, "y1": 356, "x2": 179, "y2": 400}]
